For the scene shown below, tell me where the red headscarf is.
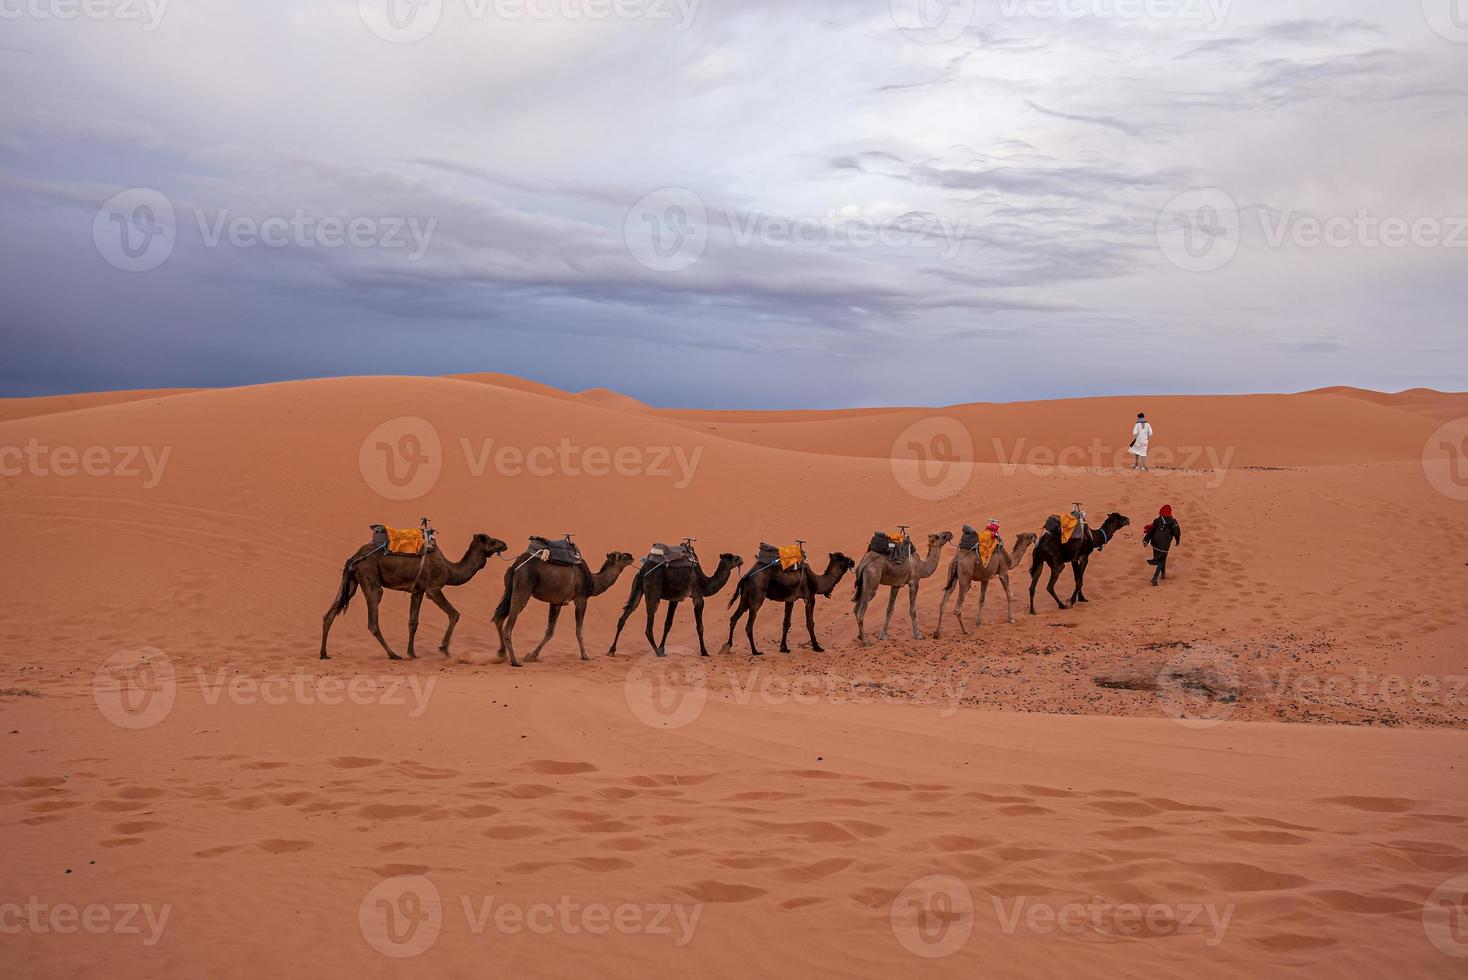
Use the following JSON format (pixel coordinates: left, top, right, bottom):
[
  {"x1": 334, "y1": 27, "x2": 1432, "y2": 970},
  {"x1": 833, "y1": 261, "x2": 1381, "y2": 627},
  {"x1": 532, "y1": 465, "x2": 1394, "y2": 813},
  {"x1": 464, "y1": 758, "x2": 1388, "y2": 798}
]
[
  {"x1": 985, "y1": 520, "x2": 1000, "y2": 534},
  {"x1": 1159, "y1": 505, "x2": 1173, "y2": 518}
]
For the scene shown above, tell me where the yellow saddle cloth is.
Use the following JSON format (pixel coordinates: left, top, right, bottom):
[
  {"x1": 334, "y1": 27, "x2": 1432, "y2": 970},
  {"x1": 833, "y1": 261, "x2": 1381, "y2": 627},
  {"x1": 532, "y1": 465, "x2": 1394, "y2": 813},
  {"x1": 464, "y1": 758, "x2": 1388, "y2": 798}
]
[
  {"x1": 1059, "y1": 513, "x2": 1081, "y2": 545},
  {"x1": 778, "y1": 544, "x2": 804, "y2": 570},
  {"x1": 385, "y1": 526, "x2": 426, "y2": 555},
  {"x1": 978, "y1": 530, "x2": 999, "y2": 566}
]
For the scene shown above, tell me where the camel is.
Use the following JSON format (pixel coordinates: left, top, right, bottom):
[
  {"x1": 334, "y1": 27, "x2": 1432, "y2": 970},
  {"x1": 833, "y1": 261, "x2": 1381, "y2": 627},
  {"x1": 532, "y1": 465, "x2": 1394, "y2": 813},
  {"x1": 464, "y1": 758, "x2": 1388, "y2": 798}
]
[
  {"x1": 934, "y1": 531, "x2": 1037, "y2": 636},
  {"x1": 320, "y1": 532, "x2": 509, "y2": 660},
  {"x1": 492, "y1": 550, "x2": 635, "y2": 667},
  {"x1": 851, "y1": 531, "x2": 953, "y2": 645},
  {"x1": 1028, "y1": 512, "x2": 1131, "y2": 614},
  {"x1": 721, "y1": 552, "x2": 856, "y2": 656},
  {"x1": 607, "y1": 550, "x2": 744, "y2": 658}
]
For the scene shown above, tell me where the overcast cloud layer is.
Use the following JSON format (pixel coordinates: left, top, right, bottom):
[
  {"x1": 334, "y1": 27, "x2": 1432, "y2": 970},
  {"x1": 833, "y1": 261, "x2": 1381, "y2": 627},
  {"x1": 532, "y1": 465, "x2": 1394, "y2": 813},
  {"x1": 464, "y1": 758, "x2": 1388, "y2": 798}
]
[{"x1": 1, "y1": 0, "x2": 1465, "y2": 406}]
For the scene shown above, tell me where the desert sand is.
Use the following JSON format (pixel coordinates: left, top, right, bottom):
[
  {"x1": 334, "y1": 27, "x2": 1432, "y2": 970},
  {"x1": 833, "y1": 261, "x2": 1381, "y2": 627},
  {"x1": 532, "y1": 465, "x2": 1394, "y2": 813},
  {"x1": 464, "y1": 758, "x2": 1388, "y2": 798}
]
[{"x1": 2, "y1": 376, "x2": 1466, "y2": 977}]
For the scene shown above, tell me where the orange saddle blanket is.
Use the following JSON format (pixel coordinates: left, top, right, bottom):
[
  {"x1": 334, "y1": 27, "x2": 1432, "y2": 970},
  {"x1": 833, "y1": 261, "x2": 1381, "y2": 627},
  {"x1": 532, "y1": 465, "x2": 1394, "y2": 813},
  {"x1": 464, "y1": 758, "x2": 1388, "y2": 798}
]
[{"x1": 978, "y1": 530, "x2": 999, "y2": 566}]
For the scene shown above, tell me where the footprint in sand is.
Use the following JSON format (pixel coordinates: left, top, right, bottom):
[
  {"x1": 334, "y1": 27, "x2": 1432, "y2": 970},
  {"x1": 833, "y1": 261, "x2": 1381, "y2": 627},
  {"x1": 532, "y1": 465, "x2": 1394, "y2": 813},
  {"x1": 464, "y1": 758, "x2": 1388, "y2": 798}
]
[
  {"x1": 258, "y1": 839, "x2": 314, "y2": 854},
  {"x1": 678, "y1": 880, "x2": 767, "y2": 903},
  {"x1": 524, "y1": 760, "x2": 600, "y2": 775},
  {"x1": 329, "y1": 756, "x2": 382, "y2": 769}
]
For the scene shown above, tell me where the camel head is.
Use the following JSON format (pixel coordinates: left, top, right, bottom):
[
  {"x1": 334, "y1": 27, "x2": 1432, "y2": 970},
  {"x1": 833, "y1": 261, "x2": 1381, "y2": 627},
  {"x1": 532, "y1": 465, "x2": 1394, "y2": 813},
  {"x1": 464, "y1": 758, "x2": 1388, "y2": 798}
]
[
  {"x1": 821, "y1": 552, "x2": 857, "y2": 597},
  {"x1": 1100, "y1": 512, "x2": 1130, "y2": 533},
  {"x1": 471, "y1": 533, "x2": 509, "y2": 558},
  {"x1": 604, "y1": 551, "x2": 637, "y2": 571},
  {"x1": 927, "y1": 530, "x2": 954, "y2": 549},
  {"x1": 717, "y1": 552, "x2": 744, "y2": 570},
  {"x1": 1010, "y1": 531, "x2": 1037, "y2": 559}
]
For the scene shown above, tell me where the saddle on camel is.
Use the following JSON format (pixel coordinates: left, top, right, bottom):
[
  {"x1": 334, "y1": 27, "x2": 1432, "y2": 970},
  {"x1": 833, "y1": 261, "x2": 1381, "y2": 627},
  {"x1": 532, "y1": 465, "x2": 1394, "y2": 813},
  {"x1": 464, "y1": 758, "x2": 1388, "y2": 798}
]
[
  {"x1": 959, "y1": 520, "x2": 1003, "y2": 565},
  {"x1": 643, "y1": 538, "x2": 699, "y2": 570},
  {"x1": 865, "y1": 527, "x2": 914, "y2": 565},
  {"x1": 525, "y1": 534, "x2": 583, "y2": 566},
  {"x1": 1042, "y1": 504, "x2": 1092, "y2": 547},
  {"x1": 751, "y1": 541, "x2": 807, "y2": 574},
  {"x1": 370, "y1": 518, "x2": 437, "y2": 557}
]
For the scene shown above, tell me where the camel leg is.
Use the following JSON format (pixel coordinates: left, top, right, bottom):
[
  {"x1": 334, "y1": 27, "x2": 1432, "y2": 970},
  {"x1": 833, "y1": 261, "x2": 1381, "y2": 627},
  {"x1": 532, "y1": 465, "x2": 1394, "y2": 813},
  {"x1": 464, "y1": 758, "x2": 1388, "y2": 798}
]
[
  {"x1": 607, "y1": 591, "x2": 642, "y2": 657},
  {"x1": 405, "y1": 591, "x2": 424, "y2": 659},
  {"x1": 908, "y1": 582, "x2": 923, "y2": 640},
  {"x1": 934, "y1": 581, "x2": 952, "y2": 640},
  {"x1": 658, "y1": 600, "x2": 679, "y2": 656},
  {"x1": 976, "y1": 577, "x2": 989, "y2": 629},
  {"x1": 1028, "y1": 566, "x2": 1040, "y2": 616},
  {"x1": 361, "y1": 585, "x2": 403, "y2": 660},
  {"x1": 320, "y1": 573, "x2": 357, "y2": 661},
  {"x1": 573, "y1": 599, "x2": 591, "y2": 662},
  {"x1": 780, "y1": 602, "x2": 795, "y2": 653},
  {"x1": 878, "y1": 586, "x2": 899, "y2": 641},
  {"x1": 1045, "y1": 563, "x2": 1066, "y2": 610},
  {"x1": 746, "y1": 594, "x2": 765, "y2": 657},
  {"x1": 692, "y1": 596, "x2": 709, "y2": 657},
  {"x1": 1066, "y1": 561, "x2": 1082, "y2": 607},
  {"x1": 1000, "y1": 571, "x2": 1015, "y2": 624},
  {"x1": 526, "y1": 603, "x2": 562, "y2": 662},
  {"x1": 804, "y1": 597, "x2": 824, "y2": 653},
  {"x1": 426, "y1": 588, "x2": 460, "y2": 657},
  {"x1": 956, "y1": 575, "x2": 974, "y2": 635},
  {"x1": 500, "y1": 590, "x2": 532, "y2": 668},
  {"x1": 643, "y1": 595, "x2": 664, "y2": 657},
  {"x1": 722, "y1": 593, "x2": 748, "y2": 655},
  {"x1": 854, "y1": 571, "x2": 873, "y2": 647},
  {"x1": 1073, "y1": 554, "x2": 1091, "y2": 603}
]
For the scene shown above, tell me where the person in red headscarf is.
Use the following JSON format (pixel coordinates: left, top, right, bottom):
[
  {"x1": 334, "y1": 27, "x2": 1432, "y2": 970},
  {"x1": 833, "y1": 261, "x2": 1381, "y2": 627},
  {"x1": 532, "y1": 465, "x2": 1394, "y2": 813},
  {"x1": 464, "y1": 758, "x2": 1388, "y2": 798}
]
[{"x1": 1142, "y1": 504, "x2": 1181, "y2": 585}]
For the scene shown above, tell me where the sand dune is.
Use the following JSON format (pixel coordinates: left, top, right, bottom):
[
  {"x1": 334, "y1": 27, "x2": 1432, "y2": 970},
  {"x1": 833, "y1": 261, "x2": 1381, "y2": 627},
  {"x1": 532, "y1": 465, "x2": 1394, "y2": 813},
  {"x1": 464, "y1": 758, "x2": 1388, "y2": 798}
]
[{"x1": 2, "y1": 375, "x2": 1466, "y2": 977}]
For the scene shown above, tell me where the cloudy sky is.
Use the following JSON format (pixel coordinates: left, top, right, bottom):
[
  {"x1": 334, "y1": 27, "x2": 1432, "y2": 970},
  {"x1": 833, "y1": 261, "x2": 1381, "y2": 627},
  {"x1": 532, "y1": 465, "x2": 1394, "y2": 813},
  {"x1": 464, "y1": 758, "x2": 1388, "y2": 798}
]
[{"x1": 2, "y1": 0, "x2": 1465, "y2": 407}]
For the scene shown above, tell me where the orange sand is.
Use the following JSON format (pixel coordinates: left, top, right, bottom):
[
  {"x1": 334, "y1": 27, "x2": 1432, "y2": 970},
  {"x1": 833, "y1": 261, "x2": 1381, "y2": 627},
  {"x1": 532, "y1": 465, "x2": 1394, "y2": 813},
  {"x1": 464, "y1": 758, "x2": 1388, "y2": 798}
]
[{"x1": 2, "y1": 376, "x2": 1466, "y2": 977}]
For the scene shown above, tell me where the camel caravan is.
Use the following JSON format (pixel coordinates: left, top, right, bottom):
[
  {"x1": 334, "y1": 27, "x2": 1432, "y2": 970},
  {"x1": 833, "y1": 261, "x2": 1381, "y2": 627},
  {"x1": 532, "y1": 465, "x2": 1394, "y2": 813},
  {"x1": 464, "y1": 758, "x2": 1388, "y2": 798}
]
[{"x1": 319, "y1": 507, "x2": 1132, "y2": 665}]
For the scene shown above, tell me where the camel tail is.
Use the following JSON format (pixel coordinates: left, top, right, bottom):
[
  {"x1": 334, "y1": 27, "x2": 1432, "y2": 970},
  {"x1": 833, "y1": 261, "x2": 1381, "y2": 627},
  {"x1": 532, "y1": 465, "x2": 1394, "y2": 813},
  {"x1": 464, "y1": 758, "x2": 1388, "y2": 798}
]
[
  {"x1": 620, "y1": 564, "x2": 648, "y2": 615},
  {"x1": 943, "y1": 560, "x2": 959, "y2": 593},
  {"x1": 330, "y1": 559, "x2": 359, "y2": 614},
  {"x1": 493, "y1": 588, "x2": 512, "y2": 621}
]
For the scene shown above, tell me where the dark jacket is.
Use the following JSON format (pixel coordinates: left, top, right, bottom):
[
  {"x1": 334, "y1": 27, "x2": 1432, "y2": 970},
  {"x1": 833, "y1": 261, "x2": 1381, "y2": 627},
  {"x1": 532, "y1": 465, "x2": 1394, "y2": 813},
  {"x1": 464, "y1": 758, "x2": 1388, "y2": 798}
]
[{"x1": 1143, "y1": 516, "x2": 1181, "y2": 552}]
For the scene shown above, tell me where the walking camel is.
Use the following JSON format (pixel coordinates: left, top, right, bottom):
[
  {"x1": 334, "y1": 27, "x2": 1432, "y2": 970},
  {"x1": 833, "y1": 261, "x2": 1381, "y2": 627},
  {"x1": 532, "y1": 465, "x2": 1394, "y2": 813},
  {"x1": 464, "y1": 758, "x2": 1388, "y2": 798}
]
[
  {"x1": 1028, "y1": 512, "x2": 1130, "y2": 614},
  {"x1": 493, "y1": 549, "x2": 636, "y2": 667},
  {"x1": 721, "y1": 551, "x2": 856, "y2": 656},
  {"x1": 607, "y1": 549, "x2": 744, "y2": 658},
  {"x1": 934, "y1": 531, "x2": 1037, "y2": 636},
  {"x1": 851, "y1": 531, "x2": 953, "y2": 645},
  {"x1": 320, "y1": 532, "x2": 509, "y2": 660}
]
